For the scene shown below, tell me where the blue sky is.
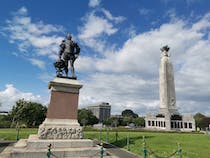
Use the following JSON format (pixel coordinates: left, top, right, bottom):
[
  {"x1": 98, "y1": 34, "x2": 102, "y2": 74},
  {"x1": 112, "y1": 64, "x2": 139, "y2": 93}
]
[{"x1": 0, "y1": 0, "x2": 210, "y2": 116}]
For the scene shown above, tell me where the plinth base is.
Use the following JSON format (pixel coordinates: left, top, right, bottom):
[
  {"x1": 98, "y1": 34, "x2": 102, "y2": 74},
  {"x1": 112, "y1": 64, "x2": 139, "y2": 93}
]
[
  {"x1": 38, "y1": 118, "x2": 83, "y2": 139},
  {"x1": 3, "y1": 135, "x2": 100, "y2": 158}
]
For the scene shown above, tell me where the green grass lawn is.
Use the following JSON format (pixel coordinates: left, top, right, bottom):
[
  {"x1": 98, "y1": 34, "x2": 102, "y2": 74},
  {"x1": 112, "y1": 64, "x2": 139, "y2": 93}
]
[
  {"x1": 0, "y1": 128, "x2": 37, "y2": 140},
  {"x1": 0, "y1": 128, "x2": 210, "y2": 158},
  {"x1": 84, "y1": 131, "x2": 210, "y2": 158}
]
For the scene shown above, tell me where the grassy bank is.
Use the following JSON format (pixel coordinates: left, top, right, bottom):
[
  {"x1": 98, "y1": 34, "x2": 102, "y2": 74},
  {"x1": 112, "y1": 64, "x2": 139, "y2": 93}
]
[
  {"x1": 84, "y1": 131, "x2": 210, "y2": 158},
  {"x1": 0, "y1": 128, "x2": 209, "y2": 158}
]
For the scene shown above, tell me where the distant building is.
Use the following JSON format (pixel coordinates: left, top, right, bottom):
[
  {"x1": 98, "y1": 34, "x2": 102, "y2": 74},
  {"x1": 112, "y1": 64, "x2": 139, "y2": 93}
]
[
  {"x1": 87, "y1": 102, "x2": 111, "y2": 122},
  {"x1": 0, "y1": 111, "x2": 8, "y2": 115}
]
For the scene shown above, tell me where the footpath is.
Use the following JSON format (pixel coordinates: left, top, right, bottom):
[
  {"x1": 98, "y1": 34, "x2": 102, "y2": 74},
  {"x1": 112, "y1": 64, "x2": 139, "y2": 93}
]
[
  {"x1": 103, "y1": 143, "x2": 140, "y2": 158},
  {"x1": 0, "y1": 140, "x2": 15, "y2": 153},
  {"x1": 93, "y1": 139, "x2": 140, "y2": 158}
]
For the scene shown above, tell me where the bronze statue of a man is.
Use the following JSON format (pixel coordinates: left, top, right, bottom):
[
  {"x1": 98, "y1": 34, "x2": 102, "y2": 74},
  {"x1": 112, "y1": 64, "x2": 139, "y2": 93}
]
[{"x1": 54, "y1": 34, "x2": 80, "y2": 79}]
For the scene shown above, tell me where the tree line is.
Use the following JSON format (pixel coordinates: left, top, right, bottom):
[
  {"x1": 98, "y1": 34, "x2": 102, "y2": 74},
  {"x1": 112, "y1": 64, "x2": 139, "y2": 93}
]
[
  {"x1": 0, "y1": 99, "x2": 47, "y2": 128},
  {"x1": 0, "y1": 99, "x2": 210, "y2": 130},
  {"x1": 0, "y1": 99, "x2": 100, "y2": 128},
  {"x1": 103, "y1": 109, "x2": 145, "y2": 127}
]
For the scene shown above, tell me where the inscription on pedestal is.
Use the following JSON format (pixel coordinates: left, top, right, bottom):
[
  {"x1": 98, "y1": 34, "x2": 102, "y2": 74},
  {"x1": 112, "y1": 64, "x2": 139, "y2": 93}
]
[{"x1": 38, "y1": 127, "x2": 82, "y2": 139}]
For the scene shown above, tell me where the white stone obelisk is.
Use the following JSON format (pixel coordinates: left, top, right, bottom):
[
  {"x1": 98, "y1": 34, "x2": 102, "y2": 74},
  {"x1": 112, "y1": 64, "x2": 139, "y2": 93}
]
[{"x1": 159, "y1": 46, "x2": 178, "y2": 115}]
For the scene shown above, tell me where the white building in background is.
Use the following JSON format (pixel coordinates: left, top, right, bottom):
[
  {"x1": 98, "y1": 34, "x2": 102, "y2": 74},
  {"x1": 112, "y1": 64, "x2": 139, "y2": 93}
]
[
  {"x1": 145, "y1": 46, "x2": 195, "y2": 131},
  {"x1": 87, "y1": 102, "x2": 111, "y2": 122},
  {"x1": 0, "y1": 111, "x2": 8, "y2": 115}
]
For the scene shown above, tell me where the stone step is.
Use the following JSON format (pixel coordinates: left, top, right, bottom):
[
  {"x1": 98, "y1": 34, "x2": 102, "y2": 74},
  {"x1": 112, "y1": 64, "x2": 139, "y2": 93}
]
[
  {"x1": 11, "y1": 146, "x2": 101, "y2": 158},
  {"x1": 26, "y1": 135, "x2": 94, "y2": 149}
]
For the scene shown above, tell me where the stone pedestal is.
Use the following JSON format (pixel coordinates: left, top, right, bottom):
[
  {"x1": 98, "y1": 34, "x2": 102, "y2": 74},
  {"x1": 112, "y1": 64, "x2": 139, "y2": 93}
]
[
  {"x1": 47, "y1": 77, "x2": 82, "y2": 120},
  {"x1": 1, "y1": 77, "x2": 102, "y2": 158},
  {"x1": 38, "y1": 77, "x2": 83, "y2": 139}
]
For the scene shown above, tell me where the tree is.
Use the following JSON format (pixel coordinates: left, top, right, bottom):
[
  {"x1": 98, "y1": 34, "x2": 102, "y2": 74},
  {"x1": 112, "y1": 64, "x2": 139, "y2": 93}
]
[
  {"x1": 9, "y1": 99, "x2": 47, "y2": 127},
  {"x1": 103, "y1": 117, "x2": 112, "y2": 126},
  {"x1": 78, "y1": 109, "x2": 99, "y2": 126},
  {"x1": 200, "y1": 117, "x2": 210, "y2": 129},
  {"x1": 0, "y1": 114, "x2": 11, "y2": 128},
  {"x1": 194, "y1": 113, "x2": 206, "y2": 128},
  {"x1": 122, "y1": 116, "x2": 133, "y2": 126},
  {"x1": 103, "y1": 117, "x2": 119, "y2": 127},
  {"x1": 133, "y1": 117, "x2": 145, "y2": 127},
  {"x1": 194, "y1": 113, "x2": 210, "y2": 130},
  {"x1": 122, "y1": 109, "x2": 138, "y2": 118}
]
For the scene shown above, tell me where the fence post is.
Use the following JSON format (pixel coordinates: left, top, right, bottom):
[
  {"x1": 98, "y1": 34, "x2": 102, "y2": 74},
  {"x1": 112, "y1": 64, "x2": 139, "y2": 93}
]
[
  {"x1": 115, "y1": 131, "x2": 118, "y2": 142},
  {"x1": 46, "y1": 144, "x2": 52, "y2": 158},
  {"x1": 99, "y1": 128, "x2": 102, "y2": 143},
  {"x1": 178, "y1": 143, "x2": 182, "y2": 158},
  {"x1": 16, "y1": 125, "x2": 20, "y2": 141},
  {"x1": 100, "y1": 143, "x2": 104, "y2": 158},
  {"x1": 106, "y1": 128, "x2": 109, "y2": 143},
  {"x1": 142, "y1": 136, "x2": 147, "y2": 158},
  {"x1": 127, "y1": 133, "x2": 130, "y2": 151}
]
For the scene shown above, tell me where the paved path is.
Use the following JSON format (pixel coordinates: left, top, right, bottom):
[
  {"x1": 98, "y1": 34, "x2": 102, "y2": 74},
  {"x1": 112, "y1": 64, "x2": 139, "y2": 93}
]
[
  {"x1": 0, "y1": 140, "x2": 15, "y2": 153},
  {"x1": 103, "y1": 143, "x2": 140, "y2": 158},
  {"x1": 93, "y1": 140, "x2": 140, "y2": 158}
]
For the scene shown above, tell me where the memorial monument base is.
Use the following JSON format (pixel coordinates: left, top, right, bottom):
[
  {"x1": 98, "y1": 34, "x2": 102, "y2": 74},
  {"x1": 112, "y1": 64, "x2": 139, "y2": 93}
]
[
  {"x1": 4, "y1": 135, "x2": 100, "y2": 158},
  {"x1": 0, "y1": 77, "x2": 103, "y2": 158}
]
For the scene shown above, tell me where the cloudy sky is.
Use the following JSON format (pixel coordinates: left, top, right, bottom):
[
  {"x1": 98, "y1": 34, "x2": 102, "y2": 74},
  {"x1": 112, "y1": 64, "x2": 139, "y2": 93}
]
[{"x1": 0, "y1": 0, "x2": 210, "y2": 116}]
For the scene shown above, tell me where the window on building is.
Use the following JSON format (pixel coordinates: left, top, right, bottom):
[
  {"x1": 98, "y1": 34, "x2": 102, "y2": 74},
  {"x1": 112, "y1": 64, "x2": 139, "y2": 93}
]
[
  {"x1": 148, "y1": 121, "x2": 151, "y2": 126},
  {"x1": 171, "y1": 122, "x2": 174, "y2": 128},
  {"x1": 164, "y1": 122, "x2": 166, "y2": 127},
  {"x1": 184, "y1": 122, "x2": 187, "y2": 128},
  {"x1": 152, "y1": 121, "x2": 155, "y2": 126},
  {"x1": 161, "y1": 121, "x2": 163, "y2": 127},
  {"x1": 174, "y1": 122, "x2": 177, "y2": 128},
  {"x1": 181, "y1": 122, "x2": 183, "y2": 128},
  {"x1": 156, "y1": 121, "x2": 158, "y2": 126},
  {"x1": 177, "y1": 122, "x2": 180, "y2": 128},
  {"x1": 158, "y1": 121, "x2": 160, "y2": 127},
  {"x1": 189, "y1": 123, "x2": 192, "y2": 129}
]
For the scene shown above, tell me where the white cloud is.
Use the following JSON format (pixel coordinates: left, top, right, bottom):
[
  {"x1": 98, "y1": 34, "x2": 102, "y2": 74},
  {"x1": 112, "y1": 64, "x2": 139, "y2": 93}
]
[
  {"x1": 138, "y1": 8, "x2": 152, "y2": 16},
  {"x1": 79, "y1": 12, "x2": 118, "y2": 39},
  {"x1": 126, "y1": 25, "x2": 137, "y2": 38},
  {"x1": 78, "y1": 13, "x2": 210, "y2": 116},
  {"x1": 3, "y1": 7, "x2": 64, "y2": 67},
  {"x1": 78, "y1": 12, "x2": 119, "y2": 53},
  {"x1": 78, "y1": 6, "x2": 126, "y2": 55},
  {"x1": 192, "y1": 13, "x2": 210, "y2": 31},
  {"x1": 76, "y1": 56, "x2": 97, "y2": 72},
  {"x1": 101, "y1": 8, "x2": 126, "y2": 23},
  {"x1": 88, "y1": 0, "x2": 101, "y2": 8},
  {"x1": 38, "y1": 73, "x2": 54, "y2": 83},
  {"x1": 29, "y1": 58, "x2": 45, "y2": 69},
  {"x1": 0, "y1": 84, "x2": 47, "y2": 111},
  {"x1": 79, "y1": 73, "x2": 159, "y2": 115},
  {"x1": 16, "y1": 6, "x2": 27, "y2": 15}
]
